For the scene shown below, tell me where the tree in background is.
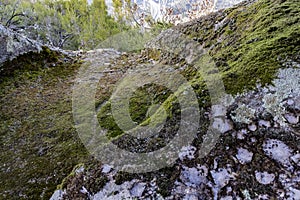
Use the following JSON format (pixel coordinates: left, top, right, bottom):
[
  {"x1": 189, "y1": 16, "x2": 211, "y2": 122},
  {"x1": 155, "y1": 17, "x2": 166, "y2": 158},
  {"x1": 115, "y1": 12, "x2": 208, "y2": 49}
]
[
  {"x1": 0, "y1": 0, "x2": 128, "y2": 50},
  {"x1": 81, "y1": 0, "x2": 127, "y2": 49}
]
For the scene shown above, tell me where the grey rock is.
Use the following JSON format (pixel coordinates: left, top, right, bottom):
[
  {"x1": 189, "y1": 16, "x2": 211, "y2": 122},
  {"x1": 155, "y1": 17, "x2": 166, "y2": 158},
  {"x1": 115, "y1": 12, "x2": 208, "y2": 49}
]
[
  {"x1": 49, "y1": 190, "x2": 64, "y2": 200},
  {"x1": 0, "y1": 24, "x2": 43, "y2": 67},
  {"x1": 130, "y1": 182, "x2": 146, "y2": 197},
  {"x1": 255, "y1": 171, "x2": 275, "y2": 185}
]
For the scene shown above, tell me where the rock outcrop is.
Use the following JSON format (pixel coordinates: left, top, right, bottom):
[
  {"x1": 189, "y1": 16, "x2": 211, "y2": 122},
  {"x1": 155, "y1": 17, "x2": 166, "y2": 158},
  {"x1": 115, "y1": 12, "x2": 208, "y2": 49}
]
[{"x1": 0, "y1": 24, "x2": 43, "y2": 67}]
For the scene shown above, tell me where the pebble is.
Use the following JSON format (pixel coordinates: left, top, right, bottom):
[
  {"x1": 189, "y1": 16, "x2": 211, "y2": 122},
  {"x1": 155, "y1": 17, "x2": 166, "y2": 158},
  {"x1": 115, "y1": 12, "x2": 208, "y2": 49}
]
[
  {"x1": 248, "y1": 123, "x2": 257, "y2": 131},
  {"x1": 211, "y1": 104, "x2": 227, "y2": 118},
  {"x1": 211, "y1": 168, "x2": 234, "y2": 188},
  {"x1": 212, "y1": 118, "x2": 233, "y2": 134},
  {"x1": 50, "y1": 190, "x2": 64, "y2": 200},
  {"x1": 236, "y1": 148, "x2": 253, "y2": 164},
  {"x1": 180, "y1": 166, "x2": 208, "y2": 187},
  {"x1": 258, "y1": 120, "x2": 271, "y2": 128},
  {"x1": 284, "y1": 113, "x2": 299, "y2": 124},
  {"x1": 237, "y1": 129, "x2": 248, "y2": 140},
  {"x1": 130, "y1": 182, "x2": 146, "y2": 197},
  {"x1": 102, "y1": 164, "x2": 112, "y2": 173},
  {"x1": 291, "y1": 154, "x2": 300, "y2": 166},
  {"x1": 255, "y1": 171, "x2": 275, "y2": 185}
]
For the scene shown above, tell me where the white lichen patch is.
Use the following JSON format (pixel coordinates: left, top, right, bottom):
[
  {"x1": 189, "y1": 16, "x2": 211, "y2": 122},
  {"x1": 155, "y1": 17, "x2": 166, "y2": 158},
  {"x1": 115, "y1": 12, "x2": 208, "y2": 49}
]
[
  {"x1": 211, "y1": 168, "x2": 235, "y2": 188},
  {"x1": 179, "y1": 145, "x2": 197, "y2": 161},
  {"x1": 242, "y1": 189, "x2": 251, "y2": 200},
  {"x1": 236, "y1": 148, "x2": 253, "y2": 164},
  {"x1": 262, "y1": 139, "x2": 293, "y2": 170},
  {"x1": 262, "y1": 68, "x2": 300, "y2": 126},
  {"x1": 229, "y1": 67, "x2": 300, "y2": 130},
  {"x1": 255, "y1": 171, "x2": 275, "y2": 185},
  {"x1": 212, "y1": 118, "x2": 233, "y2": 134},
  {"x1": 92, "y1": 179, "x2": 146, "y2": 200},
  {"x1": 263, "y1": 94, "x2": 286, "y2": 126},
  {"x1": 180, "y1": 165, "x2": 208, "y2": 187},
  {"x1": 231, "y1": 104, "x2": 256, "y2": 124}
]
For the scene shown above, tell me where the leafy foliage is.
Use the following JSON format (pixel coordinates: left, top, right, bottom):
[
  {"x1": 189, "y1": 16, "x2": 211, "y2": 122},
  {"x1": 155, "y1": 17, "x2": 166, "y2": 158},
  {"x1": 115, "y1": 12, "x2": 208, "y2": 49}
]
[{"x1": 0, "y1": 0, "x2": 128, "y2": 50}]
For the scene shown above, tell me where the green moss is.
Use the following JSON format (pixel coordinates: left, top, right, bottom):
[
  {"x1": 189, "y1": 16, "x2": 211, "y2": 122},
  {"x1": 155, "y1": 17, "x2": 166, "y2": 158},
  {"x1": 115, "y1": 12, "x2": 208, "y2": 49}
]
[
  {"x1": 97, "y1": 84, "x2": 174, "y2": 139},
  {"x1": 97, "y1": 102, "x2": 124, "y2": 138},
  {"x1": 0, "y1": 50, "x2": 88, "y2": 199},
  {"x1": 129, "y1": 87, "x2": 152, "y2": 124},
  {"x1": 179, "y1": 0, "x2": 300, "y2": 94}
]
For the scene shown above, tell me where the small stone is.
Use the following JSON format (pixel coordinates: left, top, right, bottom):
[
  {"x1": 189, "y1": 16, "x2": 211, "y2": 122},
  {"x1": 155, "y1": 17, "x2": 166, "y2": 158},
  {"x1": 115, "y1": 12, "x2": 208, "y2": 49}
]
[
  {"x1": 50, "y1": 190, "x2": 64, "y2": 200},
  {"x1": 180, "y1": 166, "x2": 208, "y2": 187},
  {"x1": 80, "y1": 186, "x2": 89, "y2": 194},
  {"x1": 291, "y1": 154, "x2": 300, "y2": 166},
  {"x1": 183, "y1": 194, "x2": 199, "y2": 200},
  {"x1": 130, "y1": 182, "x2": 146, "y2": 197},
  {"x1": 179, "y1": 145, "x2": 197, "y2": 161},
  {"x1": 287, "y1": 99, "x2": 294, "y2": 105},
  {"x1": 250, "y1": 137, "x2": 257, "y2": 143},
  {"x1": 284, "y1": 113, "x2": 299, "y2": 124},
  {"x1": 75, "y1": 166, "x2": 84, "y2": 174},
  {"x1": 258, "y1": 120, "x2": 271, "y2": 128},
  {"x1": 220, "y1": 196, "x2": 233, "y2": 200},
  {"x1": 212, "y1": 118, "x2": 233, "y2": 133},
  {"x1": 236, "y1": 148, "x2": 253, "y2": 164},
  {"x1": 248, "y1": 123, "x2": 257, "y2": 131},
  {"x1": 102, "y1": 164, "x2": 112, "y2": 173},
  {"x1": 277, "y1": 189, "x2": 285, "y2": 198},
  {"x1": 255, "y1": 171, "x2": 275, "y2": 185},
  {"x1": 237, "y1": 129, "x2": 248, "y2": 140},
  {"x1": 211, "y1": 168, "x2": 234, "y2": 188},
  {"x1": 258, "y1": 194, "x2": 270, "y2": 200},
  {"x1": 288, "y1": 187, "x2": 300, "y2": 199},
  {"x1": 211, "y1": 104, "x2": 226, "y2": 118}
]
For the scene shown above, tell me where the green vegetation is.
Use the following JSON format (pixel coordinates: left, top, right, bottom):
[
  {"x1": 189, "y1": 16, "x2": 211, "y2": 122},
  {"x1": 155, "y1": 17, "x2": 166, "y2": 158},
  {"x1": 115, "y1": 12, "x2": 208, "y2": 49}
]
[
  {"x1": 0, "y1": 0, "x2": 128, "y2": 50},
  {"x1": 178, "y1": 0, "x2": 300, "y2": 94},
  {"x1": 0, "y1": 50, "x2": 89, "y2": 199}
]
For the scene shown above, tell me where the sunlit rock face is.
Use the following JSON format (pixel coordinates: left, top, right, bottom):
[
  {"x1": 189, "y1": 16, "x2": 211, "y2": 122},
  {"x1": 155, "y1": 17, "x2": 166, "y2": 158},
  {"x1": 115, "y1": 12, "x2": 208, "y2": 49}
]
[
  {"x1": 214, "y1": 0, "x2": 245, "y2": 10},
  {"x1": 106, "y1": 0, "x2": 246, "y2": 24}
]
